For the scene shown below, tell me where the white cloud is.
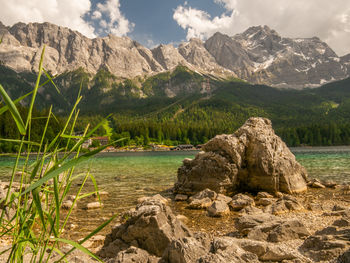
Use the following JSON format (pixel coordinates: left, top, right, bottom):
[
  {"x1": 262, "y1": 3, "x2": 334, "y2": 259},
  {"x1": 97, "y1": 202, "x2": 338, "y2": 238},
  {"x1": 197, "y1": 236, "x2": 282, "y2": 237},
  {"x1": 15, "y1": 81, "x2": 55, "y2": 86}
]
[
  {"x1": 0, "y1": 0, "x2": 96, "y2": 38},
  {"x1": 94, "y1": 0, "x2": 134, "y2": 36},
  {"x1": 0, "y1": 0, "x2": 134, "y2": 38},
  {"x1": 174, "y1": 0, "x2": 350, "y2": 55}
]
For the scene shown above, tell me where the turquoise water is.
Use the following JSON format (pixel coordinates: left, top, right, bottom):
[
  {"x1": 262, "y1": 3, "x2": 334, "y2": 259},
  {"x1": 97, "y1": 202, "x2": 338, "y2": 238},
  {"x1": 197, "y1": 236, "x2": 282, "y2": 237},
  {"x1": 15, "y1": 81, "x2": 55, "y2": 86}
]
[{"x1": 1, "y1": 147, "x2": 350, "y2": 237}]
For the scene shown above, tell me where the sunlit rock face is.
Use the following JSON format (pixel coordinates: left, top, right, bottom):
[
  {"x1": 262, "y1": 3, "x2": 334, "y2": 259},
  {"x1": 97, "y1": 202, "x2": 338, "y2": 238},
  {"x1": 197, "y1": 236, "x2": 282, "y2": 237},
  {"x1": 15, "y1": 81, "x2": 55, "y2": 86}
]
[{"x1": 175, "y1": 117, "x2": 308, "y2": 195}]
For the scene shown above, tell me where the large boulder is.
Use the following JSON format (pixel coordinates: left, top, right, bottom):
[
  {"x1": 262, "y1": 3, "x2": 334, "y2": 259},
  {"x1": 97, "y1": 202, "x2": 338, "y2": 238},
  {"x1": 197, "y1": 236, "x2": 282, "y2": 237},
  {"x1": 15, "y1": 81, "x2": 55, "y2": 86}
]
[
  {"x1": 99, "y1": 197, "x2": 192, "y2": 258},
  {"x1": 175, "y1": 117, "x2": 307, "y2": 195}
]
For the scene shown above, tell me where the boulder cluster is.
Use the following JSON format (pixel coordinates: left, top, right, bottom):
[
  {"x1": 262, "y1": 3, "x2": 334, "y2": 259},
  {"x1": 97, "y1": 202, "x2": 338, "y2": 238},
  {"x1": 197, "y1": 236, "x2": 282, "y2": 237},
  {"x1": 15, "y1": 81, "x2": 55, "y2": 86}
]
[{"x1": 97, "y1": 191, "x2": 350, "y2": 263}]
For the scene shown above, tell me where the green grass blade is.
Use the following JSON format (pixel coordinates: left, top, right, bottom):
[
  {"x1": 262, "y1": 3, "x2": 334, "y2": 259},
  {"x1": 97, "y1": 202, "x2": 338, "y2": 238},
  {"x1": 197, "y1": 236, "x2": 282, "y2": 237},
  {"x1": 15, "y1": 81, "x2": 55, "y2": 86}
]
[
  {"x1": 0, "y1": 138, "x2": 40, "y2": 146},
  {"x1": 43, "y1": 68, "x2": 60, "y2": 94},
  {"x1": 0, "y1": 84, "x2": 26, "y2": 135},
  {"x1": 0, "y1": 91, "x2": 33, "y2": 115},
  {"x1": 52, "y1": 238, "x2": 102, "y2": 263},
  {"x1": 25, "y1": 45, "x2": 45, "y2": 130},
  {"x1": 89, "y1": 174, "x2": 100, "y2": 203},
  {"x1": 21, "y1": 142, "x2": 116, "y2": 196},
  {"x1": 55, "y1": 214, "x2": 117, "y2": 262},
  {"x1": 32, "y1": 189, "x2": 46, "y2": 232},
  {"x1": 53, "y1": 176, "x2": 60, "y2": 234}
]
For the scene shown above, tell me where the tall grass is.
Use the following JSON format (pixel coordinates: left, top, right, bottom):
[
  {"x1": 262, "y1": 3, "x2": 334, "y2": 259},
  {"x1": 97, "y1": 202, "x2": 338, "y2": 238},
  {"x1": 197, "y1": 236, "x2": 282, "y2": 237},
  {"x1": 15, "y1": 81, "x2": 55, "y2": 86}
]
[{"x1": 0, "y1": 47, "x2": 117, "y2": 262}]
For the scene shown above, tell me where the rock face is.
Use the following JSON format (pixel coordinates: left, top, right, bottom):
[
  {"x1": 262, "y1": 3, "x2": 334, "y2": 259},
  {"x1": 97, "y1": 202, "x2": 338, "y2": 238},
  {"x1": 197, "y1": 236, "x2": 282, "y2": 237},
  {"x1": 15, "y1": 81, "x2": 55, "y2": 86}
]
[
  {"x1": 206, "y1": 26, "x2": 350, "y2": 88},
  {"x1": 175, "y1": 117, "x2": 308, "y2": 195},
  {"x1": 0, "y1": 21, "x2": 349, "y2": 88}
]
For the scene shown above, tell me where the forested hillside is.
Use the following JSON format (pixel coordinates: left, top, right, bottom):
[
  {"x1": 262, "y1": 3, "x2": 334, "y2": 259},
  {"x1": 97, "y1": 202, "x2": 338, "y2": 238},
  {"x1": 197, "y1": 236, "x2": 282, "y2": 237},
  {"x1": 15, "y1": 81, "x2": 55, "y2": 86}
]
[{"x1": 1, "y1": 64, "x2": 350, "y2": 151}]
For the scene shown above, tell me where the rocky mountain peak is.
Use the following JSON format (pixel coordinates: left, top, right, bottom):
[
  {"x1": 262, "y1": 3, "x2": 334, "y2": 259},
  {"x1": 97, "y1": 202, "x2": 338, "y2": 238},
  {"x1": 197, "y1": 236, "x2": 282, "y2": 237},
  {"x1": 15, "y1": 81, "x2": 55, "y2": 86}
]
[{"x1": 0, "y1": 20, "x2": 350, "y2": 89}]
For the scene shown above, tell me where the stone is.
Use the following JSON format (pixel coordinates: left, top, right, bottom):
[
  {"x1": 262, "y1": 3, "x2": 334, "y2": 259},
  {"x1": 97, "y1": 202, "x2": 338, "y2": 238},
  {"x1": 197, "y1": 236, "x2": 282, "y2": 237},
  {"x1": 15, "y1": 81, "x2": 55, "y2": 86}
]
[
  {"x1": 207, "y1": 200, "x2": 230, "y2": 217},
  {"x1": 100, "y1": 199, "x2": 192, "y2": 257},
  {"x1": 187, "y1": 197, "x2": 212, "y2": 210},
  {"x1": 216, "y1": 194, "x2": 232, "y2": 203},
  {"x1": 93, "y1": 191, "x2": 109, "y2": 198},
  {"x1": 236, "y1": 239, "x2": 298, "y2": 262},
  {"x1": 61, "y1": 200, "x2": 76, "y2": 210},
  {"x1": 66, "y1": 195, "x2": 76, "y2": 201},
  {"x1": 256, "y1": 198, "x2": 274, "y2": 206},
  {"x1": 247, "y1": 219, "x2": 310, "y2": 242},
  {"x1": 174, "y1": 194, "x2": 188, "y2": 201},
  {"x1": 106, "y1": 246, "x2": 160, "y2": 263},
  {"x1": 229, "y1": 194, "x2": 255, "y2": 211},
  {"x1": 264, "y1": 196, "x2": 304, "y2": 215},
  {"x1": 235, "y1": 213, "x2": 278, "y2": 235},
  {"x1": 256, "y1": 192, "x2": 274, "y2": 199},
  {"x1": 86, "y1": 202, "x2": 103, "y2": 210},
  {"x1": 175, "y1": 118, "x2": 308, "y2": 195},
  {"x1": 188, "y1": 188, "x2": 218, "y2": 202},
  {"x1": 322, "y1": 180, "x2": 338, "y2": 188},
  {"x1": 137, "y1": 194, "x2": 168, "y2": 205},
  {"x1": 161, "y1": 236, "x2": 209, "y2": 263},
  {"x1": 176, "y1": 214, "x2": 189, "y2": 224},
  {"x1": 300, "y1": 235, "x2": 348, "y2": 261},
  {"x1": 202, "y1": 237, "x2": 260, "y2": 263},
  {"x1": 238, "y1": 205, "x2": 263, "y2": 215},
  {"x1": 311, "y1": 182, "x2": 326, "y2": 189}
]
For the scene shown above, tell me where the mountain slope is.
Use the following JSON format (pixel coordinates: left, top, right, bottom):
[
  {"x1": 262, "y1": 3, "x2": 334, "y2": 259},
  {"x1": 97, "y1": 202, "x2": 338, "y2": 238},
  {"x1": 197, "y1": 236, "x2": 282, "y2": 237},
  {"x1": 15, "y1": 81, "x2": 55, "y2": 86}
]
[{"x1": 0, "y1": 21, "x2": 349, "y2": 88}]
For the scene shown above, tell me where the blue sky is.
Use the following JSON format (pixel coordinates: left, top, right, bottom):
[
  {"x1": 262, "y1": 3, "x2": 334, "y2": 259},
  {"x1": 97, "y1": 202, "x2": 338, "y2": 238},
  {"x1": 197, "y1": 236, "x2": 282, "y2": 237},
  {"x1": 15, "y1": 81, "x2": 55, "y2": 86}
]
[
  {"x1": 116, "y1": 0, "x2": 226, "y2": 47},
  {"x1": 1, "y1": 0, "x2": 350, "y2": 55}
]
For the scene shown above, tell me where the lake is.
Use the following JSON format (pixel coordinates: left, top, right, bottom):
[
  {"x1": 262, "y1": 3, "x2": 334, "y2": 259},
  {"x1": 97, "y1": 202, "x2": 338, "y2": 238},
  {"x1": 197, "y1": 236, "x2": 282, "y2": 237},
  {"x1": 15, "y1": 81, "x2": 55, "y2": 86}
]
[{"x1": 1, "y1": 146, "x2": 350, "y2": 238}]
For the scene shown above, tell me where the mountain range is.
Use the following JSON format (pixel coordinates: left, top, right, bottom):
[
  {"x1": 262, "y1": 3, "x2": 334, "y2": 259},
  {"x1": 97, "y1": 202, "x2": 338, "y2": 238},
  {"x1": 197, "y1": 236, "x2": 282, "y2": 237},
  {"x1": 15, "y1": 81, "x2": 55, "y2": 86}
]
[{"x1": 1, "y1": 21, "x2": 350, "y2": 89}]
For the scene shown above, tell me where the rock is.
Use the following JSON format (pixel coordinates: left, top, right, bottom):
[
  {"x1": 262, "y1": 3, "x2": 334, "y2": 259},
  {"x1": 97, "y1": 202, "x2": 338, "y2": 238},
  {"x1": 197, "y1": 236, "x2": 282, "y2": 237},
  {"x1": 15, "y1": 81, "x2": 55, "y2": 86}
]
[
  {"x1": 162, "y1": 236, "x2": 209, "y2": 263},
  {"x1": 256, "y1": 192, "x2": 274, "y2": 199},
  {"x1": 256, "y1": 198, "x2": 274, "y2": 206},
  {"x1": 264, "y1": 196, "x2": 304, "y2": 215},
  {"x1": 137, "y1": 194, "x2": 168, "y2": 205},
  {"x1": 175, "y1": 118, "x2": 308, "y2": 195},
  {"x1": 106, "y1": 246, "x2": 160, "y2": 263},
  {"x1": 176, "y1": 215, "x2": 189, "y2": 224},
  {"x1": 235, "y1": 213, "x2": 278, "y2": 235},
  {"x1": 322, "y1": 180, "x2": 338, "y2": 188},
  {"x1": 188, "y1": 188, "x2": 218, "y2": 202},
  {"x1": 86, "y1": 202, "x2": 103, "y2": 210},
  {"x1": 333, "y1": 218, "x2": 350, "y2": 227},
  {"x1": 100, "y1": 199, "x2": 192, "y2": 257},
  {"x1": 175, "y1": 194, "x2": 188, "y2": 201},
  {"x1": 61, "y1": 200, "x2": 76, "y2": 210},
  {"x1": 238, "y1": 205, "x2": 263, "y2": 215},
  {"x1": 300, "y1": 235, "x2": 348, "y2": 261},
  {"x1": 187, "y1": 197, "x2": 212, "y2": 209},
  {"x1": 66, "y1": 195, "x2": 76, "y2": 201},
  {"x1": 311, "y1": 182, "x2": 326, "y2": 189},
  {"x1": 229, "y1": 194, "x2": 255, "y2": 211},
  {"x1": 200, "y1": 237, "x2": 260, "y2": 263},
  {"x1": 236, "y1": 239, "x2": 298, "y2": 262},
  {"x1": 247, "y1": 219, "x2": 310, "y2": 242},
  {"x1": 216, "y1": 194, "x2": 232, "y2": 203},
  {"x1": 300, "y1": 215, "x2": 350, "y2": 262},
  {"x1": 93, "y1": 191, "x2": 109, "y2": 198},
  {"x1": 208, "y1": 200, "x2": 230, "y2": 217}
]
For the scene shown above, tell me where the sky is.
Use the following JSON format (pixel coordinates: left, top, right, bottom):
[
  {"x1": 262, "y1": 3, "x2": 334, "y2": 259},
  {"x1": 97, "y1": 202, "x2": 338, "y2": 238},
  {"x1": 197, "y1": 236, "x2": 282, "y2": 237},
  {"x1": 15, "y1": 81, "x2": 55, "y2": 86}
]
[{"x1": 0, "y1": 0, "x2": 350, "y2": 55}]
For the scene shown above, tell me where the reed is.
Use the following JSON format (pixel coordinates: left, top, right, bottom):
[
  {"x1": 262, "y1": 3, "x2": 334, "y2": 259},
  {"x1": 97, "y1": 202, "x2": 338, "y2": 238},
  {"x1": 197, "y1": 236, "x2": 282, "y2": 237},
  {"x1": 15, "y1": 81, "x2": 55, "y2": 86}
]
[{"x1": 0, "y1": 47, "x2": 117, "y2": 262}]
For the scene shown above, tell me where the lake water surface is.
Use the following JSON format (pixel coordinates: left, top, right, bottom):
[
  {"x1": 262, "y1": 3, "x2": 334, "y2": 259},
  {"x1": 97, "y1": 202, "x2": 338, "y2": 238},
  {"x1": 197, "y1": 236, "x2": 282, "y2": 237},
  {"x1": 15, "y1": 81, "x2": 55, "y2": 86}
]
[{"x1": 1, "y1": 147, "x2": 350, "y2": 238}]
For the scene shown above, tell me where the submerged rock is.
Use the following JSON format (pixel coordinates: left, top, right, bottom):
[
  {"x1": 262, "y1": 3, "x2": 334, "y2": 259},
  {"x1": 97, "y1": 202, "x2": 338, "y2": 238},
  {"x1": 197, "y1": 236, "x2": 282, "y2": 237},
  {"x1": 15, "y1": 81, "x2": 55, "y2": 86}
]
[{"x1": 175, "y1": 117, "x2": 308, "y2": 195}]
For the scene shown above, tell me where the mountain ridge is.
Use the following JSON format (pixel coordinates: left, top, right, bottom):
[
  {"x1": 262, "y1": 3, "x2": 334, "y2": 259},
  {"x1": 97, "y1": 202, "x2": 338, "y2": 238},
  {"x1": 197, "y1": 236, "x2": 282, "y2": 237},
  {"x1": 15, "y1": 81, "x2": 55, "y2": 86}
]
[{"x1": 0, "y1": 21, "x2": 349, "y2": 88}]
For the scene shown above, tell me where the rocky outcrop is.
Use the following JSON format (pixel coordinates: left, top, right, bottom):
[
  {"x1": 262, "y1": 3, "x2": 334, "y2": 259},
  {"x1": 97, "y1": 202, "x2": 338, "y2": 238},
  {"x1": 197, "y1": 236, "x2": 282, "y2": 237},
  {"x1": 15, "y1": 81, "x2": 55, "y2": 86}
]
[{"x1": 175, "y1": 117, "x2": 308, "y2": 195}]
